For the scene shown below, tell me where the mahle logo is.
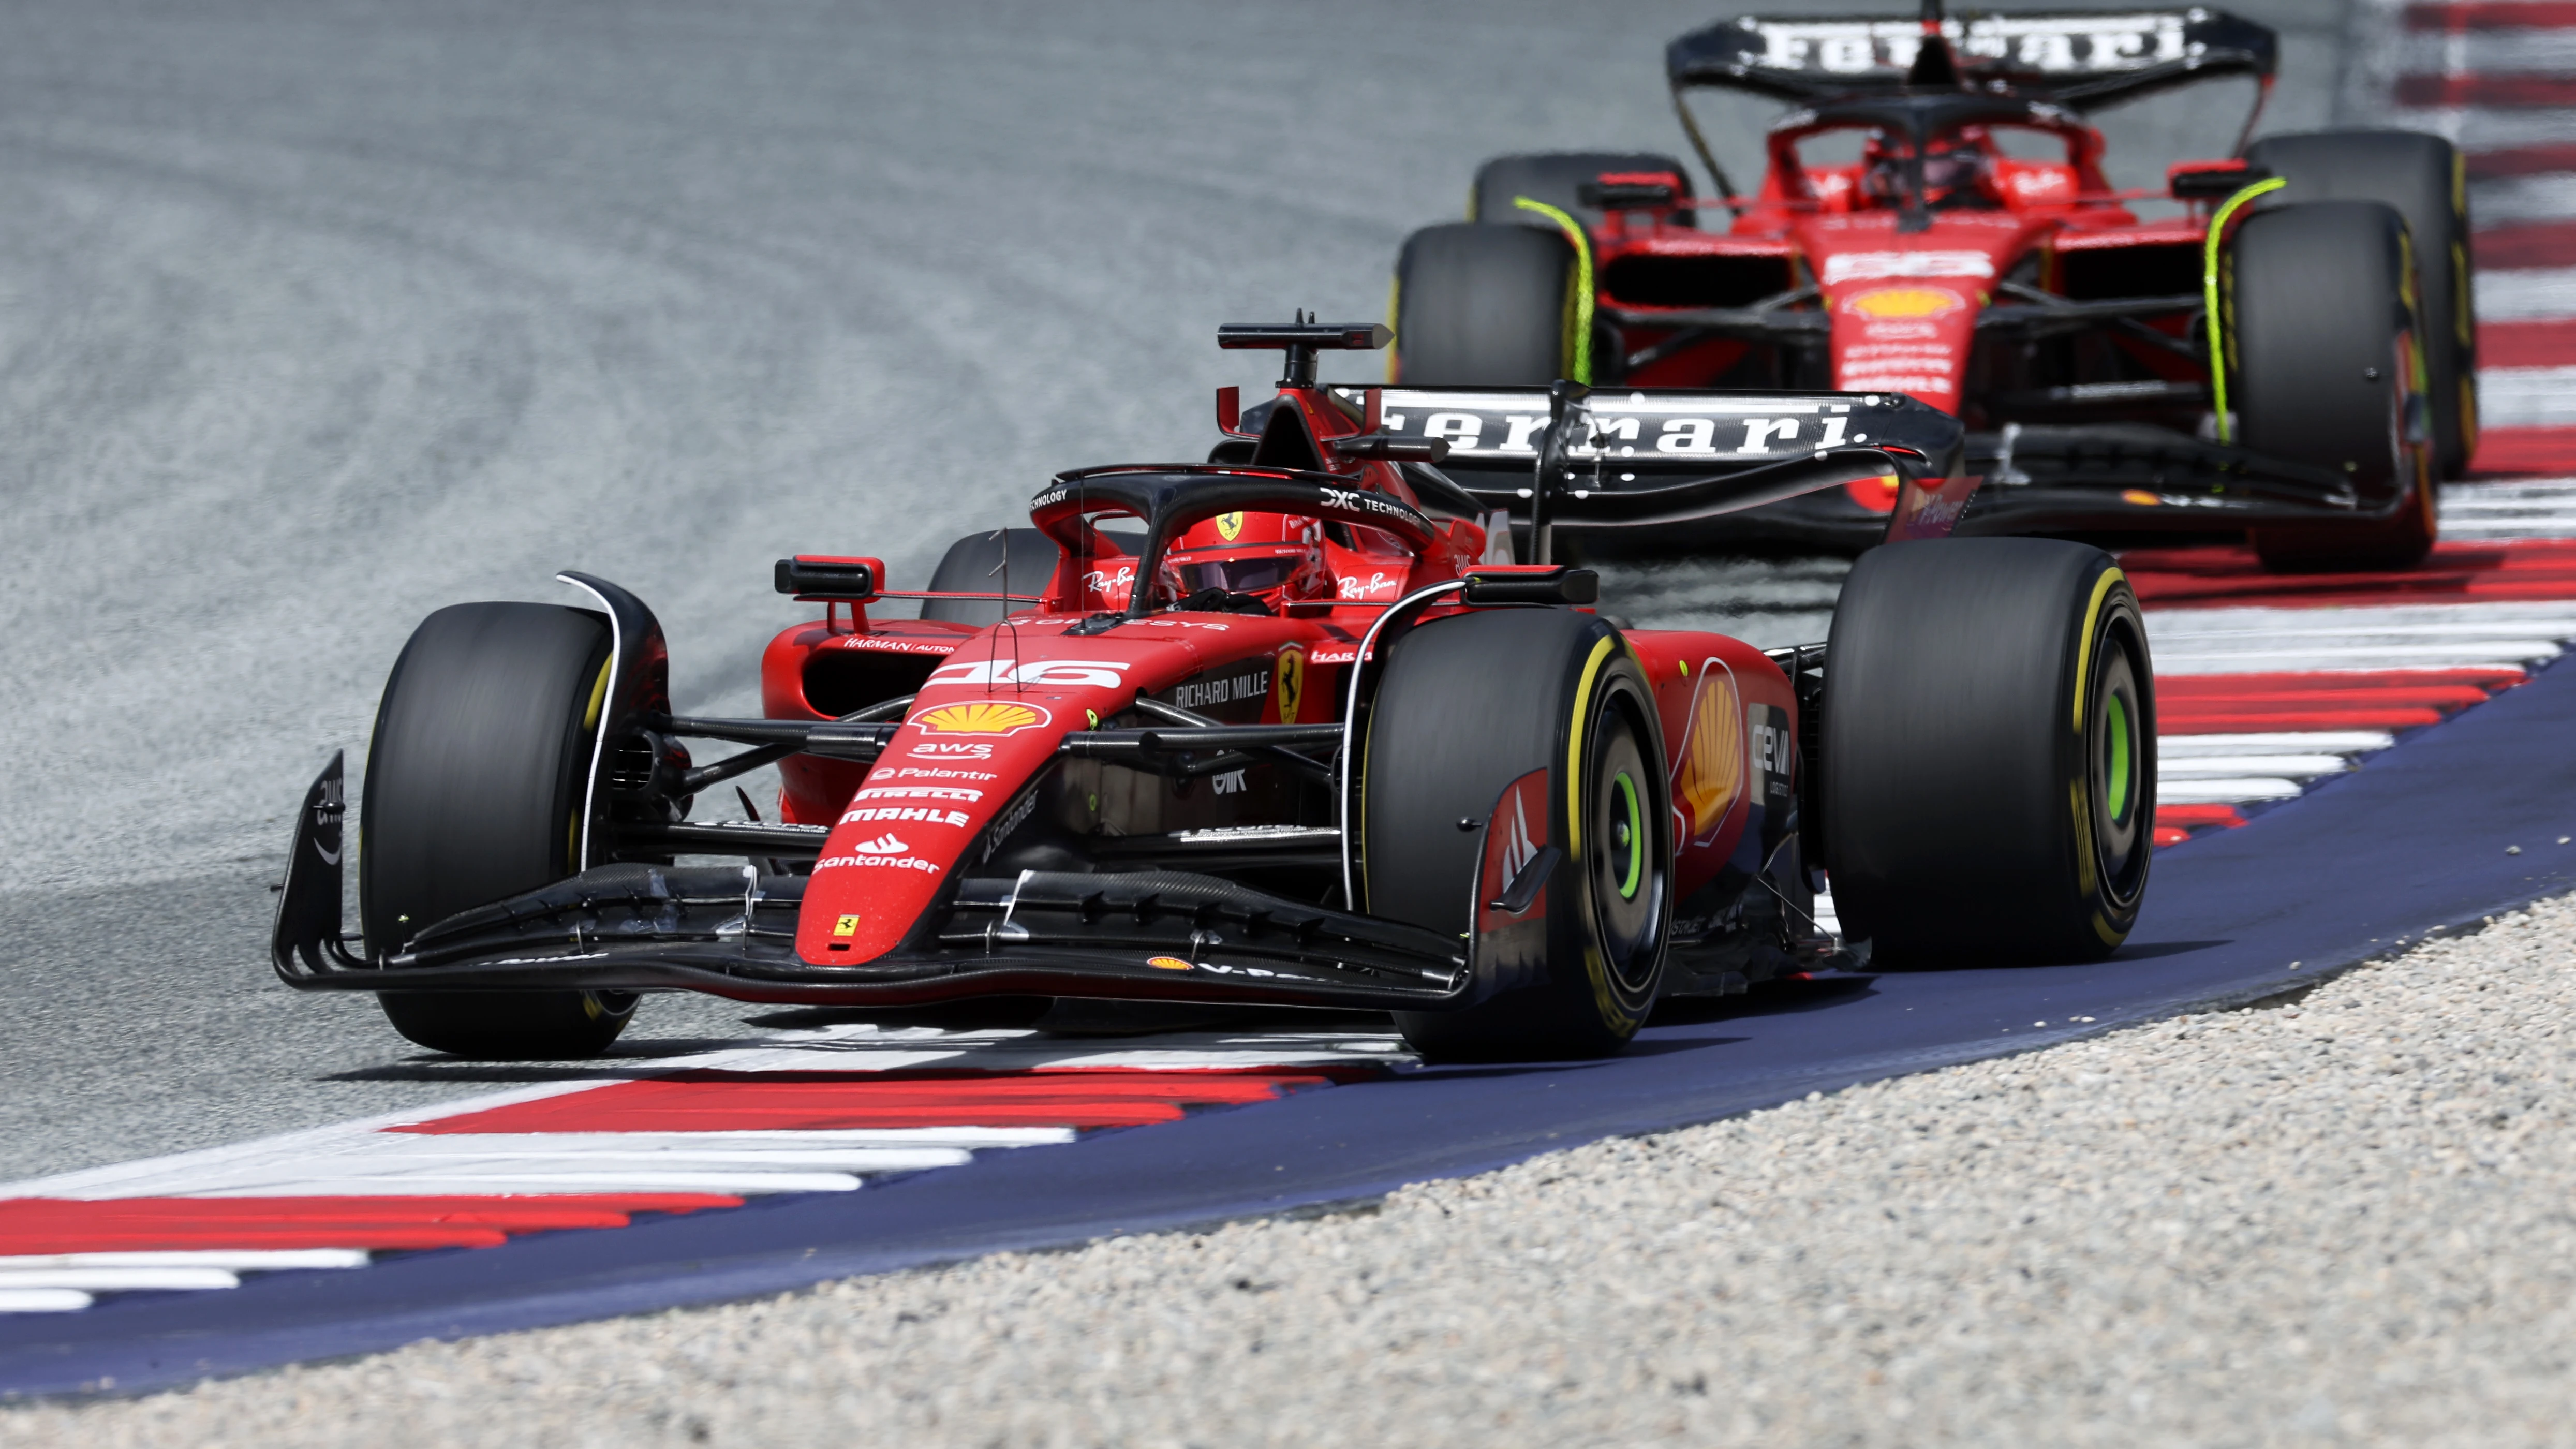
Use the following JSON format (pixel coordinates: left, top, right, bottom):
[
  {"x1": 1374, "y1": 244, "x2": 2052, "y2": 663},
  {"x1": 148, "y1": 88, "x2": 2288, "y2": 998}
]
[{"x1": 914, "y1": 701, "x2": 1052, "y2": 736}]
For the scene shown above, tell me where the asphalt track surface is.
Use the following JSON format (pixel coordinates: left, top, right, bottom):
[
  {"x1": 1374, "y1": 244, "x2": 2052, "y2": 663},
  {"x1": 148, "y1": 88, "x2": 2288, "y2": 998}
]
[{"x1": 0, "y1": 0, "x2": 2354, "y2": 1184}]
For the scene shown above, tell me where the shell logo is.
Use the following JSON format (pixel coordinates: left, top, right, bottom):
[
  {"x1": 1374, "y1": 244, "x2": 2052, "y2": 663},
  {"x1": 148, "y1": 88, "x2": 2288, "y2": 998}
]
[
  {"x1": 1841, "y1": 286, "x2": 1966, "y2": 319},
  {"x1": 915, "y1": 701, "x2": 1052, "y2": 736},
  {"x1": 1676, "y1": 669, "x2": 1744, "y2": 841},
  {"x1": 1146, "y1": 955, "x2": 1194, "y2": 971}
]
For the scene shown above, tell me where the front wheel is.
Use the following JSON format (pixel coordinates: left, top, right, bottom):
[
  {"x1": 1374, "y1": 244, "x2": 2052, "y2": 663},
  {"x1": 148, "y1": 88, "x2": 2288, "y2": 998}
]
[
  {"x1": 361, "y1": 602, "x2": 638, "y2": 1058},
  {"x1": 1362, "y1": 608, "x2": 1670, "y2": 1060},
  {"x1": 1821, "y1": 539, "x2": 2154, "y2": 964}
]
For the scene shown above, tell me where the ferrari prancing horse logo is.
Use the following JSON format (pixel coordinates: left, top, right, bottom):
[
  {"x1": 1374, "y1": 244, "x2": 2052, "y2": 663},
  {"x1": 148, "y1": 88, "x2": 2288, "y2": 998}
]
[
  {"x1": 1216, "y1": 511, "x2": 1244, "y2": 541},
  {"x1": 1271, "y1": 645, "x2": 1306, "y2": 724}
]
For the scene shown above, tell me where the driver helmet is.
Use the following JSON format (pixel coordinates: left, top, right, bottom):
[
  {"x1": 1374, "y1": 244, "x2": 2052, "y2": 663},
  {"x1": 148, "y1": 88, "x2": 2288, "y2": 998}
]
[
  {"x1": 1160, "y1": 511, "x2": 1335, "y2": 613},
  {"x1": 1859, "y1": 126, "x2": 1998, "y2": 209}
]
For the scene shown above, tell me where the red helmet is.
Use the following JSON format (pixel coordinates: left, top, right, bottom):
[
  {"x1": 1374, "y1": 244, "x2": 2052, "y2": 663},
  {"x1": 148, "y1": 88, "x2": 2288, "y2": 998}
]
[
  {"x1": 1859, "y1": 126, "x2": 1998, "y2": 210},
  {"x1": 1159, "y1": 510, "x2": 1335, "y2": 613}
]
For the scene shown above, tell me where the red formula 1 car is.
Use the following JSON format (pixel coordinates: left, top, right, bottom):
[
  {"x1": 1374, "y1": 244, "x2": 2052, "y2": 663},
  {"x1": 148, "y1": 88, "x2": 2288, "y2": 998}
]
[
  {"x1": 1387, "y1": 3, "x2": 2475, "y2": 570},
  {"x1": 273, "y1": 323, "x2": 2156, "y2": 1062}
]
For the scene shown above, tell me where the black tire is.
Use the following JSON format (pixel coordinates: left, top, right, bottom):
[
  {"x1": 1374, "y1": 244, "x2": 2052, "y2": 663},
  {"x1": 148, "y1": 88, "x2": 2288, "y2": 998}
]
[
  {"x1": 1390, "y1": 223, "x2": 1579, "y2": 386},
  {"x1": 361, "y1": 602, "x2": 637, "y2": 1058},
  {"x1": 919, "y1": 528, "x2": 1062, "y2": 626},
  {"x1": 1471, "y1": 151, "x2": 1699, "y2": 233},
  {"x1": 1364, "y1": 608, "x2": 1670, "y2": 1060},
  {"x1": 2229, "y1": 200, "x2": 2439, "y2": 571},
  {"x1": 1822, "y1": 539, "x2": 2153, "y2": 964},
  {"x1": 2248, "y1": 130, "x2": 2475, "y2": 478}
]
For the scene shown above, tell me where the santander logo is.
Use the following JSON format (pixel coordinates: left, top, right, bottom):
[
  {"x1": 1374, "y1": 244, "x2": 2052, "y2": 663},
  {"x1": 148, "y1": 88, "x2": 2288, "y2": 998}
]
[{"x1": 845, "y1": 833, "x2": 906, "y2": 855}]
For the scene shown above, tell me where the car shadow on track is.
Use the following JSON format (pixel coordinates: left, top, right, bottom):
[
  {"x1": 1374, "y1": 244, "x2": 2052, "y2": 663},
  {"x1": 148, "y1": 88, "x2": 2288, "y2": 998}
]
[{"x1": 1856, "y1": 939, "x2": 2231, "y2": 972}]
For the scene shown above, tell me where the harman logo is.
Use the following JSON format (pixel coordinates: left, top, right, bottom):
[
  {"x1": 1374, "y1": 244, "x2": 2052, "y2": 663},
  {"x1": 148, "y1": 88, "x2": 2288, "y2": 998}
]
[{"x1": 914, "y1": 701, "x2": 1053, "y2": 736}]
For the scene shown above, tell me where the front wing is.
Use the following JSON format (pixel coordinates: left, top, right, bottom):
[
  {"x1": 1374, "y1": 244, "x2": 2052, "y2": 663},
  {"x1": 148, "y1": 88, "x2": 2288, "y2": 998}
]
[{"x1": 270, "y1": 755, "x2": 1472, "y2": 1012}]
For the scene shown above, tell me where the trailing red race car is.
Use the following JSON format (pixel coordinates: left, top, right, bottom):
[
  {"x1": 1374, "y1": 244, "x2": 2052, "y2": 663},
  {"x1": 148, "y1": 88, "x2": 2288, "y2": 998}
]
[
  {"x1": 1388, "y1": 1, "x2": 2474, "y2": 570},
  {"x1": 274, "y1": 322, "x2": 2156, "y2": 1062}
]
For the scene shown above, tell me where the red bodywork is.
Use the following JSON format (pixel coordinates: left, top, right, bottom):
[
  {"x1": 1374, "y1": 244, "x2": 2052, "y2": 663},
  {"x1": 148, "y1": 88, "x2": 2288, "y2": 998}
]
[
  {"x1": 1593, "y1": 118, "x2": 2215, "y2": 522},
  {"x1": 756, "y1": 383, "x2": 1793, "y2": 969}
]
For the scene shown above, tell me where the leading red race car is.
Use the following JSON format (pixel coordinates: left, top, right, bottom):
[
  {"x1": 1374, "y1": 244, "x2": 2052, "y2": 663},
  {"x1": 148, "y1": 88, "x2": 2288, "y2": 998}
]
[
  {"x1": 1387, "y1": 2, "x2": 2474, "y2": 570},
  {"x1": 274, "y1": 322, "x2": 2156, "y2": 1062}
]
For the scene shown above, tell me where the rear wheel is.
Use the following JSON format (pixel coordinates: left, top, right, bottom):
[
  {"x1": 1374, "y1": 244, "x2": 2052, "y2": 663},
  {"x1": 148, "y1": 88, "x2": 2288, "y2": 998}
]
[
  {"x1": 1822, "y1": 539, "x2": 2154, "y2": 964},
  {"x1": 2229, "y1": 200, "x2": 2437, "y2": 571},
  {"x1": 1364, "y1": 608, "x2": 1670, "y2": 1060},
  {"x1": 1390, "y1": 222, "x2": 1579, "y2": 386},
  {"x1": 361, "y1": 602, "x2": 637, "y2": 1058},
  {"x1": 1472, "y1": 151, "x2": 1699, "y2": 233},
  {"x1": 2248, "y1": 130, "x2": 2475, "y2": 479}
]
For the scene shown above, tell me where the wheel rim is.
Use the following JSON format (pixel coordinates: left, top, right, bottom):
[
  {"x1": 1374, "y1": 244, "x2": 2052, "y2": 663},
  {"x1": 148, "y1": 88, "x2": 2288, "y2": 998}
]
[
  {"x1": 1586, "y1": 702, "x2": 1667, "y2": 990},
  {"x1": 2086, "y1": 627, "x2": 2150, "y2": 903},
  {"x1": 1610, "y1": 771, "x2": 1645, "y2": 900}
]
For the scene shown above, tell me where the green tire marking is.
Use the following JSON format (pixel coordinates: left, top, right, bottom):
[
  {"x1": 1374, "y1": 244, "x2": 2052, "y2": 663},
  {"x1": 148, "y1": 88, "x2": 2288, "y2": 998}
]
[
  {"x1": 1611, "y1": 770, "x2": 1643, "y2": 900},
  {"x1": 2105, "y1": 691, "x2": 2133, "y2": 826},
  {"x1": 1513, "y1": 196, "x2": 1594, "y2": 386},
  {"x1": 2204, "y1": 176, "x2": 2288, "y2": 444}
]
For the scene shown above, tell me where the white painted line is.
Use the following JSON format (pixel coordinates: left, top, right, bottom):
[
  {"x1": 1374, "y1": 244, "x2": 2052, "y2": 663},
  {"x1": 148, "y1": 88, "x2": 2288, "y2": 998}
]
[
  {"x1": 2476, "y1": 173, "x2": 2576, "y2": 227},
  {"x1": 0, "y1": 1267, "x2": 239, "y2": 1292},
  {"x1": 0, "y1": 1250, "x2": 370, "y2": 1271},
  {"x1": 2146, "y1": 620, "x2": 2576, "y2": 643},
  {"x1": 2439, "y1": 522, "x2": 2576, "y2": 538},
  {"x1": 360, "y1": 1147, "x2": 975, "y2": 1171},
  {"x1": 377, "y1": 1129, "x2": 1079, "y2": 1150},
  {"x1": 2157, "y1": 732, "x2": 2397, "y2": 754},
  {"x1": 2150, "y1": 647, "x2": 2561, "y2": 672},
  {"x1": 2393, "y1": 106, "x2": 2576, "y2": 152},
  {"x1": 2476, "y1": 266, "x2": 2576, "y2": 322},
  {"x1": 2404, "y1": 29, "x2": 2576, "y2": 76},
  {"x1": 184, "y1": 1171, "x2": 866, "y2": 1197},
  {"x1": 2159, "y1": 756, "x2": 2353, "y2": 779},
  {"x1": 2474, "y1": 366, "x2": 2576, "y2": 427},
  {"x1": 0, "y1": 1289, "x2": 90, "y2": 1314},
  {"x1": 2156, "y1": 779, "x2": 2308, "y2": 804},
  {"x1": 2142, "y1": 601, "x2": 2576, "y2": 629}
]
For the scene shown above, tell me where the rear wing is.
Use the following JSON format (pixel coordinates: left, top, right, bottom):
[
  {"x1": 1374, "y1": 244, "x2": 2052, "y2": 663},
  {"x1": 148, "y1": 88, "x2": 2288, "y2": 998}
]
[
  {"x1": 1666, "y1": 9, "x2": 2276, "y2": 107},
  {"x1": 1336, "y1": 383, "x2": 1973, "y2": 553}
]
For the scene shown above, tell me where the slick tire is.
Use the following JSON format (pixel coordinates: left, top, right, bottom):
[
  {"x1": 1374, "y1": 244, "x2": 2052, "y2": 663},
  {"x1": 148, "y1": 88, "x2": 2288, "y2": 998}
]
[
  {"x1": 2229, "y1": 200, "x2": 2439, "y2": 572},
  {"x1": 1822, "y1": 539, "x2": 2154, "y2": 964},
  {"x1": 920, "y1": 528, "x2": 1062, "y2": 626},
  {"x1": 361, "y1": 602, "x2": 636, "y2": 1059},
  {"x1": 2248, "y1": 130, "x2": 2475, "y2": 478},
  {"x1": 1365, "y1": 608, "x2": 1671, "y2": 1061},
  {"x1": 1471, "y1": 151, "x2": 1700, "y2": 233},
  {"x1": 1390, "y1": 223, "x2": 1580, "y2": 386}
]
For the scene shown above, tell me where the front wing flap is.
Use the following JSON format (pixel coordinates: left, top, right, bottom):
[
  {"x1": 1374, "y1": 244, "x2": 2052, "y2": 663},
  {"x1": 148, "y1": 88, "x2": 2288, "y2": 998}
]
[{"x1": 271, "y1": 757, "x2": 1471, "y2": 1011}]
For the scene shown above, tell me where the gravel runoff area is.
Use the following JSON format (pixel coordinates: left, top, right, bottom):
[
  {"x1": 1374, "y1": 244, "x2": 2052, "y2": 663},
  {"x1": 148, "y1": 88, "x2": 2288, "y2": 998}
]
[{"x1": 16, "y1": 894, "x2": 2576, "y2": 1448}]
